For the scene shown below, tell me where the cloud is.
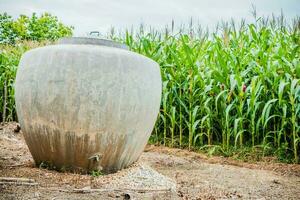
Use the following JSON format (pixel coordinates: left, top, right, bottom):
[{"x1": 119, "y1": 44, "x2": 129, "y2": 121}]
[{"x1": 0, "y1": 0, "x2": 299, "y2": 35}]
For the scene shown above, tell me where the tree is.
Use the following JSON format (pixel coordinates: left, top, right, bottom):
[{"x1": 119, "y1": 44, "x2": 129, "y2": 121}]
[
  {"x1": 0, "y1": 13, "x2": 17, "y2": 44},
  {"x1": 0, "y1": 12, "x2": 73, "y2": 44}
]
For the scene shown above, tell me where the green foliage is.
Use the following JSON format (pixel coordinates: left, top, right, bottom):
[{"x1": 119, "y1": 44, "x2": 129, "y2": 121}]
[
  {"x1": 89, "y1": 170, "x2": 104, "y2": 177},
  {"x1": 0, "y1": 12, "x2": 73, "y2": 44},
  {"x1": 117, "y1": 15, "x2": 300, "y2": 163}
]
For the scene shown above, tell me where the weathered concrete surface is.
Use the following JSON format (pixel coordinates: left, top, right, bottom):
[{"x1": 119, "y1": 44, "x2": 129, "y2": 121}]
[
  {"x1": 58, "y1": 37, "x2": 129, "y2": 50},
  {"x1": 15, "y1": 38, "x2": 162, "y2": 173}
]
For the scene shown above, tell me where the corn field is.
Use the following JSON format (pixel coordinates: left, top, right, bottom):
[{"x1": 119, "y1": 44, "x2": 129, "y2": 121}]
[
  {"x1": 1, "y1": 15, "x2": 299, "y2": 162},
  {"x1": 117, "y1": 16, "x2": 300, "y2": 162}
]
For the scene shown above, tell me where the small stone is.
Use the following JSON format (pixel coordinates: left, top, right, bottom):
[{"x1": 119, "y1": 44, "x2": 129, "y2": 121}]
[
  {"x1": 123, "y1": 193, "x2": 131, "y2": 200},
  {"x1": 14, "y1": 123, "x2": 21, "y2": 133}
]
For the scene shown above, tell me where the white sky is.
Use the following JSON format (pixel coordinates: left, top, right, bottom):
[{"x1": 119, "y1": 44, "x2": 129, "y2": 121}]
[{"x1": 0, "y1": 0, "x2": 299, "y2": 36}]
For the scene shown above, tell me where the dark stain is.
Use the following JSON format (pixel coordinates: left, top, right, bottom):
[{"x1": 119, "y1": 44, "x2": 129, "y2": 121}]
[{"x1": 22, "y1": 123, "x2": 134, "y2": 174}]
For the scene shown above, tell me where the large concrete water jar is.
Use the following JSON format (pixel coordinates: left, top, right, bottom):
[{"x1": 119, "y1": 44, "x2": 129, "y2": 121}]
[{"x1": 15, "y1": 37, "x2": 162, "y2": 173}]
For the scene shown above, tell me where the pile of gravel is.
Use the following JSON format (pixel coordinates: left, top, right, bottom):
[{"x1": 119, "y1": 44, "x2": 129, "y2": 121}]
[{"x1": 93, "y1": 163, "x2": 176, "y2": 192}]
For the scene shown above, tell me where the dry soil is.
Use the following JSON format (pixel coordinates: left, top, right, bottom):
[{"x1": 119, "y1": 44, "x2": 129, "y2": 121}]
[{"x1": 0, "y1": 122, "x2": 299, "y2": 200}]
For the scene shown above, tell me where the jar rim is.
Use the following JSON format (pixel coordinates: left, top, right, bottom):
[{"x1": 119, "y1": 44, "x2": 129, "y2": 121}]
[{"x1": 57, "y1": 37, "x2": 129, "y2": 50}]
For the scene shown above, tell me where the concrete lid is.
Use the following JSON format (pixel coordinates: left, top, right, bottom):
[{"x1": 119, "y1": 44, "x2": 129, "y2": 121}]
[{"x1": 58, "y1": 37, "x2": 129, "y2": 50}]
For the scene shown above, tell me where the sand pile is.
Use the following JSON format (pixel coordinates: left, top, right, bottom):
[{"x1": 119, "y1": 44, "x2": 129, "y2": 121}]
[{"x1": 93, "y1": 163, "x2": 176, "y2": 192}]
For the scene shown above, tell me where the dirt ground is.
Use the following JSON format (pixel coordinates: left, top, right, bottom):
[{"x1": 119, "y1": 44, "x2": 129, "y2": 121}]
[{"x1": 0, "y1": 122, "x2": 299, "y2": 200}]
